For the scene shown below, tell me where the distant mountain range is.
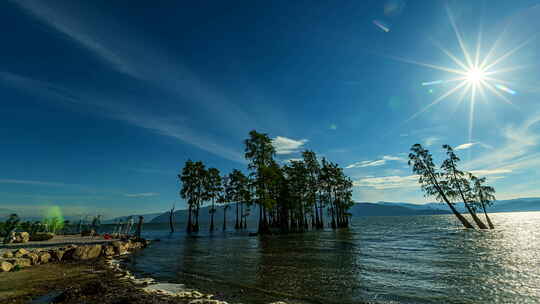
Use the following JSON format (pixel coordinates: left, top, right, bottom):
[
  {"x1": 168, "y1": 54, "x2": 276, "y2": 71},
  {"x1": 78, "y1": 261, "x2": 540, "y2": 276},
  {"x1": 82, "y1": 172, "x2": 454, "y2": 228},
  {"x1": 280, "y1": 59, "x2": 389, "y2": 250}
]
[{"x1": 5, "y1": 197, "x2": 540, "y2": 223}]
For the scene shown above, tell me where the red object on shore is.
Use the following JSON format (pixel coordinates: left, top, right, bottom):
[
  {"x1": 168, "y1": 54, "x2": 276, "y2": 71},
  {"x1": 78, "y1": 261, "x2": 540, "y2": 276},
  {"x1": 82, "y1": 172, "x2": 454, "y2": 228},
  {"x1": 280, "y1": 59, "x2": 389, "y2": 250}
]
[{"x1": 103, "y1": 233, "x2": 112, "y2": 240}]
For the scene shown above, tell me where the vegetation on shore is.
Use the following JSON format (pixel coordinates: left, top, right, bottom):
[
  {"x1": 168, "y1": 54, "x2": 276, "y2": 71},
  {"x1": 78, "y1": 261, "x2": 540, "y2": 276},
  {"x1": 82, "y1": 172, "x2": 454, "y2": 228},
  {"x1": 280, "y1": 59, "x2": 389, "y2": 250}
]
[
  {"x1": 408, "y1": 143, "x2": 497, "y2": 229},
  {"x1": 179, "y1": 130, "x2": 354, "y2": 234}
]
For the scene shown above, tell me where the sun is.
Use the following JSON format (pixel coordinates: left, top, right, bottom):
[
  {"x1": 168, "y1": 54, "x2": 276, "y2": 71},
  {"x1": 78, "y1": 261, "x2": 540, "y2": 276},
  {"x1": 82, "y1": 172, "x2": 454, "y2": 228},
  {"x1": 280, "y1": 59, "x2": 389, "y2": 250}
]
[
  {"x1": 466, "y1": 68, "x2": 486, "y2": 84},
  {"x1": 392, "y1": 5, "x2": 531, "y2": 142}
]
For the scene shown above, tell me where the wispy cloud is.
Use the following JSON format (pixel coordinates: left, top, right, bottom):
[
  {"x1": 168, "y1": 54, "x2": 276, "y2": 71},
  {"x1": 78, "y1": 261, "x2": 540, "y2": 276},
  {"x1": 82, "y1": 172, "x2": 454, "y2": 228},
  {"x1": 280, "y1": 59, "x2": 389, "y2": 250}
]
[
  {"x1": 454, "y1": 142, "x2": 493, "y2": 151},
  {"x1": 9, "y1": 1, "x2": 260, "y2": 163},
  {"x1": 0, "y1": 179, "x2": 65, "y2": 186},
  {"x1": 423, "y1": 136, "x2": 440, "y2": 147},
  {"x1": 346, "y1": 160, "x2": 386, "y2": 169},
  {"x1": 353, "y1": 175, "x2": 419, "y2": 190},
  {"x1": 272, "y1": 136, "x2": 308, "y2": 155},
  {"x1": 346, "y1": 154, "x2": 406, "y2": 169},
  {"x1": 124, "y1": 192, "x2": 160, "y2": 198}
]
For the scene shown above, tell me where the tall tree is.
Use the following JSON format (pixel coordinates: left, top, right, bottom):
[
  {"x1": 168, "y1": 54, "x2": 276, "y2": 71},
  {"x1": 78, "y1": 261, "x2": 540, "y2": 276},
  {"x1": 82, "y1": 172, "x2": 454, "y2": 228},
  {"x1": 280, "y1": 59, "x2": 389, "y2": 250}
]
[
  {"x1": 470, "y1": 175, "x2": 496, "y2": 229},
  {"x1": 220, "y1": 175, "x2": 231, "y2": 231},
  {"x1": 206, "y1": 167, "x2": 222, "y2": 232},
  {"x1": 179, "y1": 160, "x2": 207, "y2": 232},
  {"x1": 227, "y1": 169, "x2": 249, "y2": 230},
  {"x1": 408, "y1": 144, "x2": 475, "y2": 229},
  {"x1": 441, "y1": 145, "x2": 489, "y2": 229},
  {"x1": 244, "y1": 130, "x2": 276, "y2": 234},
  {"x1": 302, "y1": 150, "x2": 323, "y2": 229}
]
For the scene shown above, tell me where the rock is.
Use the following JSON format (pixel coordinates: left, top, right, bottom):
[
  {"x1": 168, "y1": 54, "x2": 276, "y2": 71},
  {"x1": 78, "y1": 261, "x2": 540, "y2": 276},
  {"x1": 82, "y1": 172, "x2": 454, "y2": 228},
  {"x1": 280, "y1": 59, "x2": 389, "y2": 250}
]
[
  {"x1": 188, "y1": 300, "x2": 228, "y2": 304},
  {"x1": 24, "y1": 252, "x2": 40, "y2": 265},
  {"x1": 30, "y1": 232, "x2": 54, "y2": 242},
  {"x1": 38, "y1": 252, "x2": 52, "y2": 264},
  {"x1": 102, "y1": 245, "x2": 116, "y2": 257},
  {"x1": 0, "y1": 261, "x2": 13, "y2": 272},
  {"x1": 7, "y1": 258, "x2": 32, "y2": 268},
  {"x1": 50, "y1": 249, "x2": 66, "y2": 261},
  {"x1": 112, "y1": 241, "x2": 129, "y2": 255},
  {"x1": 72, "y1": 244, "x2": 102, "y2": 260},
  {"x1": 13, "y1": 232, "x2": 30, "y2": 243},
  {"x1": 14, "y1": 248, "x2": 29, "y2": 258},
  {"x1": 3, "y1": 251, "x2": 14, "y2": 258}
]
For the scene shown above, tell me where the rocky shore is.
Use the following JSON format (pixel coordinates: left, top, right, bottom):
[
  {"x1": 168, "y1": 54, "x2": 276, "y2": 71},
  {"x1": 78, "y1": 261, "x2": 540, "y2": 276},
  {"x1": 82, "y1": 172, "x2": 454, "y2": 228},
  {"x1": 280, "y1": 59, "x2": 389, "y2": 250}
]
[{"x1": 0, "y1": 237, "x2": 290, "y2": 304}]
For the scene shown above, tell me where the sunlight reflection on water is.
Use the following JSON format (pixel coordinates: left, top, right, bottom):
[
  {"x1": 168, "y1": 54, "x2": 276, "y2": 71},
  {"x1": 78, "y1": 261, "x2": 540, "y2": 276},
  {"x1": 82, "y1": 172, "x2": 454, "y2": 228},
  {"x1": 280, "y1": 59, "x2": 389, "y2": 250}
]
[{"x1": 125, "y1": 212, "x2": 540, "y2": 304}]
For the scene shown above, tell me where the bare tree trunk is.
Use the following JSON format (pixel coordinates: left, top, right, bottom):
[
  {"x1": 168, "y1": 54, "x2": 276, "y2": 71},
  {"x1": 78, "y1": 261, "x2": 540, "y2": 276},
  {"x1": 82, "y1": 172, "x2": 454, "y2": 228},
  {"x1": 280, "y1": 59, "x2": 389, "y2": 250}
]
[
  {"x1": 235, "y1": 202, "x2": 239, "y2": 229},
  {"x1": 169, "y1": 205, "x2": 175, "y2": 233},
  {"x1": 210, "y1": 199, "x2": 215, "y2": 232},
  {"x1": 187, "y1": 205, "x2": 193, "y2": 233},
  {"x1": 482, "y1": 203, "x2": 495, "y2": 229},
  {"x1": 223, "y1": 206, "x2": 227, "y2": 231}
]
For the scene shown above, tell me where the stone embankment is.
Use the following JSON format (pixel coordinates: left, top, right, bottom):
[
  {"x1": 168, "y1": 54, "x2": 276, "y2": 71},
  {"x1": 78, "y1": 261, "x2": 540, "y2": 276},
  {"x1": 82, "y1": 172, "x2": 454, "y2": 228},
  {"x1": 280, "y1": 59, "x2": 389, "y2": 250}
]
[{"x1": 0, "y1": 239, "x2": 149, "y2": 272}]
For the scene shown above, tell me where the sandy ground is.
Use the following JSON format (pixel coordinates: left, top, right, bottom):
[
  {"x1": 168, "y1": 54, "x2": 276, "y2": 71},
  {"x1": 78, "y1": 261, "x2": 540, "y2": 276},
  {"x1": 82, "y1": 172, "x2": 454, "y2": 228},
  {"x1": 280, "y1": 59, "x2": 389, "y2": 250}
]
[{"x1": 0, "y1": 235, "x2": 118, "y2": 255}]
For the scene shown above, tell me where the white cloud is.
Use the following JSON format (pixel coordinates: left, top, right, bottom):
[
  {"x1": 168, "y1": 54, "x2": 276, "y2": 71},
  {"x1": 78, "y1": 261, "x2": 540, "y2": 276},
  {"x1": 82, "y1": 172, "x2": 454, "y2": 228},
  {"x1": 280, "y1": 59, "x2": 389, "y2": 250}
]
[
  {"x1": 454, "y1": 142, "x2": 493, "y2": 151},
  {"x1": 454, "y1": 142, "x2": 475, "y2": 150},
  {"x1": 382, "y1": 155, "x2": 407, "y2": 162},
  {"x1": 272, "y1": 136, "x2": 308, "y2": 155},
  {"x1": 346, "y1": 154, "x2": 406, "y2": 169},
  {"x1": 353, "y1": 175, "x2": 419, "y2": 190},
  {"x1": 346, "y1": 159, "x2": 386, "y2": 169},
  {"x1": 424, "y1": 136, "x2": 440, "y2": 147},
  {"x1": 124, "y1": 192, "x2": 160, "y2": 198},
  {"x1": 0, "y1": 179, "x2": 65, "y2": 186}
]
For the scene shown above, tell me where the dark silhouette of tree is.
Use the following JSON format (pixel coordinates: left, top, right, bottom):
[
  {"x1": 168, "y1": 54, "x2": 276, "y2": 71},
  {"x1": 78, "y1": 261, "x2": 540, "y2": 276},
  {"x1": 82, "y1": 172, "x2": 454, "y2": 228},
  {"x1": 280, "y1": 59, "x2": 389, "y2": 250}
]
[
  {"x1": 408, "y1": 144, "x2": 475, "y2": 229},
  {"x1": 169, "y1": 203, "x2": 175, "y2": 233},
  {"x1": 220, "y1": 175, "x2": 231, "y2": 231},
  {"x1": 470, "y1": 175, "x2": 496, "y2": 229},
  {"x1": 441, "y1": 145, "x2": 489, "y2": 229},
  {"x1": 206, "y1": 167, "x2": 222, "y2": 232},
  {"x1": 244, "y1": 130, "x2": 276, "y2": 234},
  {"x1": 179, "y1": 160, "x2": 207, "y2": 233},
  {"x1": 302, "y1": 150, "x2": 323, "y2": 229}
]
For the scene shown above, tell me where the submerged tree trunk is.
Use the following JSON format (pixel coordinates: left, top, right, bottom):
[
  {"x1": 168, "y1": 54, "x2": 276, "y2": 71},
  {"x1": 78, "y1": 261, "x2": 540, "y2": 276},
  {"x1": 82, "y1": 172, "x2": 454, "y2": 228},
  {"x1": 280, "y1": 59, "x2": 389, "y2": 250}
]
[
  {"x1": 195, "y1": 206, "x2": 200, "y2": 232},
  {"x1": 187, "y1": 205, "x2": 193, "y2": 233},
  {"x1": 210, "y1": 199, "x2": 215, "y2": 232},
  {"x1": 464, "y1": 203, "x2": 488, "y2": 229},
  {"x1": 481, "y1": 204, "x2": 495, "y2": 229},
  {"x1": 169, "y1": 207, "x2": 175, "y2": 233},
  {"x1": 223, "y1": 206, "x2": 227, "y2": 231},
  {"x1": 235, "y1": 202, "x2": 239, "y2": 229}
]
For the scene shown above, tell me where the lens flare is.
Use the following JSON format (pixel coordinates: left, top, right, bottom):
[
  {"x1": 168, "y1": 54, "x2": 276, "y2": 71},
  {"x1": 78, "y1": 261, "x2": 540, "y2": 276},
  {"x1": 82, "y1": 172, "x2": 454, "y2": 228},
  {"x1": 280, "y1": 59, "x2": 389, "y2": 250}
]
[{"x1": 391, "y1": 5, "x2": 530, "y2": 142}]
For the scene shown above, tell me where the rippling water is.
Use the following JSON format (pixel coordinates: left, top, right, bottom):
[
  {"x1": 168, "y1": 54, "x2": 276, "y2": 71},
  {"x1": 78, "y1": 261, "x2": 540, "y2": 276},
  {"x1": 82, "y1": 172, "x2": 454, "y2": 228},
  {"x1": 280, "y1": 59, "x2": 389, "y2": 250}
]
[{"x1": 124, "y1": 212, "x2": 540, "y2": 303}]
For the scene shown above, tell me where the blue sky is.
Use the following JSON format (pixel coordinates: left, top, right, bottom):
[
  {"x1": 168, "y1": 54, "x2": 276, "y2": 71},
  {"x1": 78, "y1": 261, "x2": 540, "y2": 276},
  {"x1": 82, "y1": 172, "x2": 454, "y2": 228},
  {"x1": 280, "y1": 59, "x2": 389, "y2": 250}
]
[{"x1": 2, "y1": 0, "x2": 540, "y2": 218}]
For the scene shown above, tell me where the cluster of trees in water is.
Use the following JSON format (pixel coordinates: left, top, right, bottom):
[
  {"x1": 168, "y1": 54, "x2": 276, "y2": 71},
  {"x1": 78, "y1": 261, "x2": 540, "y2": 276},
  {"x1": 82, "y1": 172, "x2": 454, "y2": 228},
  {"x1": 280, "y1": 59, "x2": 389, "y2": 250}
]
[
  {"x1": 179, "y1": 130, "x2": 354, "y2": 234},
  {"x1": 409, "y1": 144, "x2": 496, "y2": 229}
]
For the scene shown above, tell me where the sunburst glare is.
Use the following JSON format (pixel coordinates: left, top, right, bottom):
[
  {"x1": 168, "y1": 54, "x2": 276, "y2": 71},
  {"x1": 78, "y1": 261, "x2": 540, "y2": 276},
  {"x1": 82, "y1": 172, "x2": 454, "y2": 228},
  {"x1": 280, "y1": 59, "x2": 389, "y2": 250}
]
[{"x1": 399, "y1": 5, "x2": 533, "y2": 142}]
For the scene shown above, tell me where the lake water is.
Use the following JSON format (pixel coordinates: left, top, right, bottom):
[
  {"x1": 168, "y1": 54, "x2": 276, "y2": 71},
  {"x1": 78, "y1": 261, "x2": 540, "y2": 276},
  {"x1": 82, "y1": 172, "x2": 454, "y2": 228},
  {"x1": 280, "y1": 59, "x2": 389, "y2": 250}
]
[{"x1": 122, "y1": 212, "x2": 540, "y2": 303}]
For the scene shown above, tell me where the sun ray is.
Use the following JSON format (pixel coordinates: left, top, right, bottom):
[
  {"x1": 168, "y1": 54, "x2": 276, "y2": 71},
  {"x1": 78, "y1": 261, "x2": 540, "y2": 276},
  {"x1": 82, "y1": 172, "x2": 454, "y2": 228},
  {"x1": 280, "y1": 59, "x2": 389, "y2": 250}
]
[
  {"x1": 451, "y1": 82, "x2": 471, "y2": 113},
  {"x1": 480, "y1": 20, "x2": 512, "y2": 69},
  {"x1": 446, "y1": 5, "x2": 474, "y2": 68},
  {"x1": 386, "y1": 54, "x2": 467, "y2": 75},
  {"x1": 481, "y1": 80, "x2": 517, "y2": 107},
  {"x1": 482, "y1": 36, "x2": 537, "y2": 71},
  {"x1": 484, "y1": 64, "x2": 533, "y2": 76},
  {"x1": 468, "y1": 84, "x2": 477, "y2": 142},
  {"x1": 432, "y1": 39, "x2": 470, "y2": 71},
  {"x1": 406, "y1": 81, "x2": 468, "y2": 122},
  {"x1": 422, "y1": 77, "x2": 466, "y2": 86}
]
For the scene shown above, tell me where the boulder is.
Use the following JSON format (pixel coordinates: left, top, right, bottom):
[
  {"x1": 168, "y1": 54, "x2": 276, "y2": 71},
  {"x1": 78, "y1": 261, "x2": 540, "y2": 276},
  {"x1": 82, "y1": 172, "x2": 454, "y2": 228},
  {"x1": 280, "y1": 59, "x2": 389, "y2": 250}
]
[
  {"x1": 24, "y1": 252, "x2": 40, "y2": 265},
  {"x1": 72, "y1": 244, "x2": 102, "y2": 260},
  {"x1": 0, "y1": 261, "x2": 13, "y2": 272},
  {"x1": 112, "y1": 241, "x2": 129, "y2": 255},
  {"x1": 14, "y1": 248, "x2": 29, "y2": 258},
  {"x1": 3, "y1": 251, "x2": 14, "y2": 258},
  {"x1": 7, "y1": 258, "x2": 32, "y2": 268},
  {"x1": 13, "y1": 232, "x2": 30, "y2": 243},
  {"x1": 30, "y1": 232, "x2": 54, "y2": 242},
  {"x1": 102, "y1": 245, "x2": 116, "y2": 257},
  {"x1": 38, "y1": 252, "x2": 52, "y2": 264},
  {"x1": 188, "y1": 300, "x2": 228, "y2": 304},
  {"x1": 50, "y1": 249, "x2": 66, "y2": 261}
]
